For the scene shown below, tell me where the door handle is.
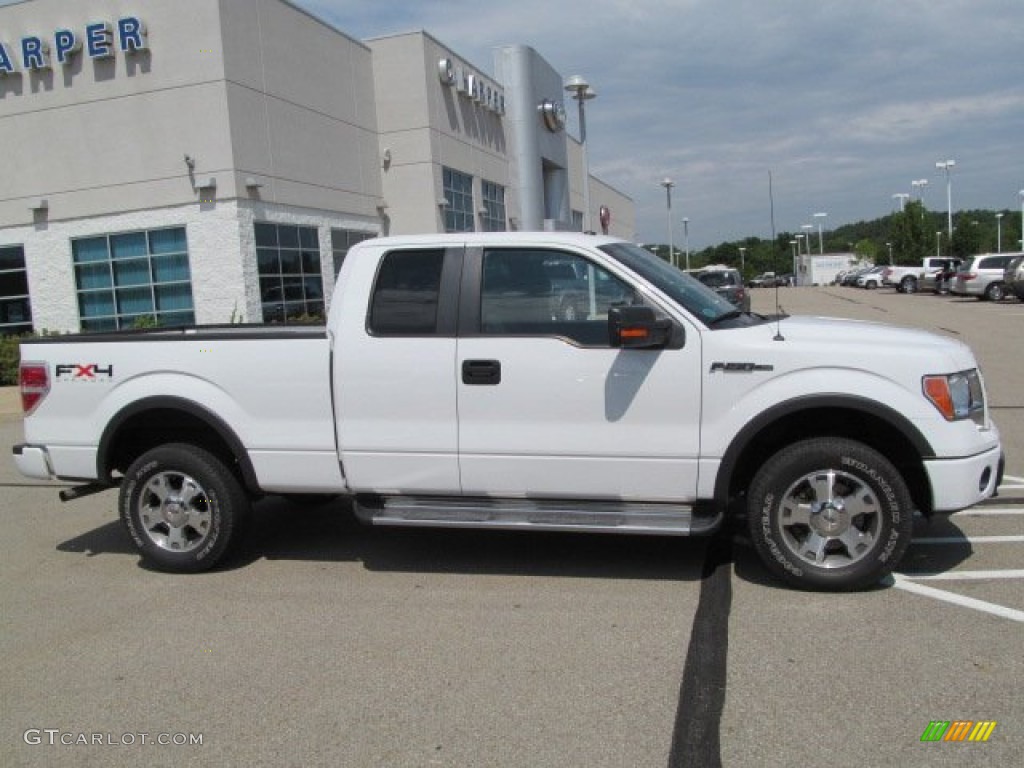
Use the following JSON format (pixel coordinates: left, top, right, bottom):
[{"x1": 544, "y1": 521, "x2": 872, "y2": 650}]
[{"x1": 462, "y1": 359, "x2": 501, "y2": 385}]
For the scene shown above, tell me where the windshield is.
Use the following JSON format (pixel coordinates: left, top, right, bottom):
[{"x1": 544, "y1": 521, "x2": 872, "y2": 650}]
[{"x1": 599, "y1": 242, "x2": 740, "y2": 324}]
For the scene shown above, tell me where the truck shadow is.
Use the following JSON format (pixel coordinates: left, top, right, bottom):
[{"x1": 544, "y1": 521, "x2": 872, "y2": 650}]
[
  {"x1": 57, "y1": 495, "x2": 707, "y2": 582},
  {"x1": 55, "y1": 498, "x2": 973, "y2": 584}
]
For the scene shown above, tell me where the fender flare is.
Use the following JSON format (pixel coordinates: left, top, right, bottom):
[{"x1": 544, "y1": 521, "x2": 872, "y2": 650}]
[
  {"x1": 96, "y1": 395, "x2": 260, "y2": 493},
  {"x1": 713, "y1": 394, "x2": 935, "y2": 505}
]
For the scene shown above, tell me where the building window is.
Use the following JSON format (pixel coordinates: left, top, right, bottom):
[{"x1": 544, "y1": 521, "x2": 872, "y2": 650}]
[
  {"x1": 331, "y1": 228, "x2": 376, "y2": 278},
  {"x1": 480, "y1": 180, "x2": 506, "y2": 232},
  {"x1": 255, "y1": 222, "x2": 323, "y2": 323},
  {"x1": 443, "y1": 167, "x2": 474, "y2": 233},
  {"x1": 0, "y1": 245, "x2": 33, "y2": 334},
  {"x1": 72, "y1": 228, "x2": 194, "y2": 332}
]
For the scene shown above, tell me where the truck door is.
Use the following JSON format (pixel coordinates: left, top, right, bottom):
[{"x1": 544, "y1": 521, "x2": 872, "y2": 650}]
[
  {"x1": 332, "y1": 246, "x2": 462, "y2": 494},
  {"x1": 456, "y1": 246, "x2": 702, "y2": 501}
]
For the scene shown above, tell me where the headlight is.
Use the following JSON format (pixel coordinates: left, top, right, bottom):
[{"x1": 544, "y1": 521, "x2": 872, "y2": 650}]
[{"x1": 923, "y1": 369, "x2": 986, "y2": 426}]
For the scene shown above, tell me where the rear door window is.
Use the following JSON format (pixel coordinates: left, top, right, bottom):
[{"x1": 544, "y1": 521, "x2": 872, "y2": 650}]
[{"x1": 369, "y1": 249, "x2": 445, "y2": 335}]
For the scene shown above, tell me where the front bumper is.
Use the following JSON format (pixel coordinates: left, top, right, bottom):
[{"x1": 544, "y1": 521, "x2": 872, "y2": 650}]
[{"x1": 924, "y1": 444, "x2": 1004, "y2": 512}]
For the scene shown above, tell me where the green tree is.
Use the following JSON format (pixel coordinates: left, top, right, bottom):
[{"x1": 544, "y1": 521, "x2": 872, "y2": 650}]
[
  {"x1": 951, "y1": 217, "x2": 985, "y2": 258},
  {"x1": 854, "y1": 239, "x2": 878, "y2": 261},
  {"x1": 889, "y1": 200, "x2": 931, "y2": 264}
]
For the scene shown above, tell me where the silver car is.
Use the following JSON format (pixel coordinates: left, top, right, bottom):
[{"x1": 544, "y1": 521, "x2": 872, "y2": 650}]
[
  {"x1": 1004, "y1": 254, "x2": 1024, "y2": 301},
  {"x1": 951, "y1": 253, "x2": 1019, "y2": 301}
]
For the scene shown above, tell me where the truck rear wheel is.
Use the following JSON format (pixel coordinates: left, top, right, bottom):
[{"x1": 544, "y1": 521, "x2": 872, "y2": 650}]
[
  {"x1": 747, "y1": 438, "x2": 912, "y2": 591},
  {"x1": 120, "y1": 443, "x2": 249, "y2": 573},
  {"x1": 900, "y1": 275, "x2": 917, "y2": 294}
]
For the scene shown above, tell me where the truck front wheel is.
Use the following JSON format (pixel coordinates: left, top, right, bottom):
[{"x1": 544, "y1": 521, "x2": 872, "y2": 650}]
[
  {"x1": 747, "y1": 438, "x2": 912, "y2": 591},
  {"x1": 120, "y1": 443, "x2": 249, "y2": 573}
]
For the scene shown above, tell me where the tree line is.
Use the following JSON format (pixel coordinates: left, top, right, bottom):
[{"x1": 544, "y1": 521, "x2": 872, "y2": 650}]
[{"x1": 650, "y1": 205, "x2": 1022, "y2": 279}]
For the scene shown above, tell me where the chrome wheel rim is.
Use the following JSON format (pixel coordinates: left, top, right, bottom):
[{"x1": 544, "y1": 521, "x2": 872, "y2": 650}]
[
  {"x1": 777, "y1": 468, "x2": 881, "y2": 569},
  {"x1": 137, "y1": 471, "x2": 213, "y2": 553}
]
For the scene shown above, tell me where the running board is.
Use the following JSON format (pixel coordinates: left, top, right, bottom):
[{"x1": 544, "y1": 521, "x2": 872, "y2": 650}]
[{"x1": 353, "y1": 496, "x2": 721, "y2": 536}]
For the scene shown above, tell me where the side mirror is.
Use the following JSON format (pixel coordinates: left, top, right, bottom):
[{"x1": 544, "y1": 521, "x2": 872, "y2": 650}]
[{"x1": 608, "y1": 305, "x2": 672, "y2": 349}]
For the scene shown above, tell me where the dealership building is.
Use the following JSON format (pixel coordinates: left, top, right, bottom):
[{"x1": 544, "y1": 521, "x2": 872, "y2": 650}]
[{"x1": 0, "y1": 0, "x2": 634, "y2": 332}]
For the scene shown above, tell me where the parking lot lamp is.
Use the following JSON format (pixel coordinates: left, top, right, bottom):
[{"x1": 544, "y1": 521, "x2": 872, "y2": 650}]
[
  {"x1": 935, "y1": 160, "x2": 955, "y2": 243},
  {"x1": 936, "y1": 231, "x2": 943, "y2": 257},
  {"x1": 660, "y1": 178, "x2": 675, "y2": 267},
  {"x1": 886, "y1": 242, "x2": 893, "y2": 265},
  {"x1": 912, "y1": 179, "x2": 928, "y2": 202},
  {"x1": 995, "y1": 213, "x2": 1003, "y2": 252},
  {"x1": 738, "y1": 247, "x2": 746, "y2": 275},
  {"x1": 682, "y1": 217, "x2": 690, "y2": 270},
  {"x1": 1019, "y1": 190, "x2": 1024, "y2": 249},
  {"x1": 813, "y1": 212, "x2": 827, "y2": 254},
  {"x1": 893, "y1": 193, "x2": 909, "y2": 212},
  {"x1": 801, "y1": 224, "x2": 813, "y2": 255},
  {"x1": 565, "y1": 75, "x2": 596, "y2": 233}
]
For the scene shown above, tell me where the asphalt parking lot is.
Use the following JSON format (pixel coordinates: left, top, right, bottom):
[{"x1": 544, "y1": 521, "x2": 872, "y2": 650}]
[{"x1": 2, "y1": 286, "x2": 1021, "y2": 767}]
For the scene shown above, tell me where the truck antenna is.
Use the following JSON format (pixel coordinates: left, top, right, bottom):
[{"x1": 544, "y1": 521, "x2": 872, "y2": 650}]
[{"x1": 769, "y1": 170, "x2": 785, "y2": 341}]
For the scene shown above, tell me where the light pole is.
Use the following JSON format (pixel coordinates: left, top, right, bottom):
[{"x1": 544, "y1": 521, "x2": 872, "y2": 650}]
[
  {"x1": 911, "y1": 179, "x2": 928, "y2": 202},
  {"x1": 1019, "y1": 190, "x2": 1024, "y2": 249},
  {"x1": 682, "y1": 217, "x2": 690, "y2": 270},
  {"x1": 564, "y1": 75, "x2": 596, "y2": 233},
  {"x1": 801, "y1": 224, "x2": 813, "y2": 255},
  {"x1": 813, "y1": 212, "x2": 827, "y2": 254},
  {"x1": 886, "y1": 242, "x2": 893, "y2": 265},
  {"x1": 936, "y1": 159, "x2": 955, "y2": 244},
  {"x1": 936, "y1": 231, "x2": 943, "y2": 258},
  {"x1": 893, "y1": 193, "x2": 910, "y2": 212},
  {"x1": 789, "y1": 240, "x2": 798, "y2": 285},
  {"x1": 660, "y1": 178, "x2": 675, "y2": 267},
  {"x1": 738, "y1": 246, "x2": 746, "y2": 276},
  {"x1": 996, "y1": 212, "x2": 1004, "y2": 252}
]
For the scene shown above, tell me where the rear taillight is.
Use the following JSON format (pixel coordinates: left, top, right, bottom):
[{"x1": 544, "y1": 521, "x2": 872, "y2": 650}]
[{"x1": 19, "y1": 361, "x2": 49, "y2": 415}]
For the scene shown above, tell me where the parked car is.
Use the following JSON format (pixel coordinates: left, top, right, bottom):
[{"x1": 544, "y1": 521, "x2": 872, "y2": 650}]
[
  {"x1": 1004, "y1": 254, "x2": 1024, "y2": 300},
  {"x1": 951, "y1": 253, "x2": 1020, "y2": 300},
  {"x1": 747, "y1": 271, "x2": 778, "y2": 288},
  {"x1": 919, "y1": 258, "x2": 962, "y2": 294},
  {"x1": 840, "y1": 267, "x2": 872, "y2": 286},
  {"x1": 694, "y1": 266, "x2": 750, "y2": 312},
  {"x1": 856, "y1": 266, "x2": 886, "y2": 289}
]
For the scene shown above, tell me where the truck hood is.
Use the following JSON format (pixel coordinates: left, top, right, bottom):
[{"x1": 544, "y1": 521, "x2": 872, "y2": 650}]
[
  {"x1": 700, "y1": 314, "x2": 976, "y2": 376},
  {"x1": 769, "y1": 314, "x2": 976, "y2": 371},
  {"x1": 778, "y1": 315, "x2": 954, "y2": 352}
]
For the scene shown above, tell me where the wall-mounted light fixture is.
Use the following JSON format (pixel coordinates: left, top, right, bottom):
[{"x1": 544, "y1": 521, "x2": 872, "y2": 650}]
[
  {"x1": 30, "y1": 198, "x2": 49, "y2": 212},
  {"x1": 438, "y1": 197, "x2": 450, "y2": 208},
  {"x1": 382, "y1": 148, "x2": 392, "y2": 170},
  {"x1": 244, "y1": 176, "x2": 262, "y2": 191}
]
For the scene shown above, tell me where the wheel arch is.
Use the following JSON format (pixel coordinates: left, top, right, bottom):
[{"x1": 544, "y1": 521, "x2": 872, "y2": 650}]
[
  {"x1": 714, "y1": 395, "x2": 934, "y2": 515},
  {"x1": 97, "y1": 396, "x2": 261, "y2": 494}
]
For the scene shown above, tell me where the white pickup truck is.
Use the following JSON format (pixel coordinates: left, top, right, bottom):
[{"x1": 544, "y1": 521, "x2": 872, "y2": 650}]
[{"x1": 13, "y1": 233, "x2": 1004, "y2": 590}]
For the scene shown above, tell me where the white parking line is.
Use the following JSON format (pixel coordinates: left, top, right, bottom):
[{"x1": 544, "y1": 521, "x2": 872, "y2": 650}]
[
  {"x1": 902, "y1": 569, "x2": 1024, "y2": 581},
  {"x1": 958, "y1": 508, "x2": 1024, "y2": 515},
  {"x1": 888, "y1": 574, "x2": 1024, "y2": 623},
  {"x1": 912, "y1": 535, "x2": 1024, "y2": 544}
]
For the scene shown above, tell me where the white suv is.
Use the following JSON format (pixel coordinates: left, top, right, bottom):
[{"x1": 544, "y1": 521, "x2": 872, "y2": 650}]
[{"x1": 952, "y1": 253, "x2": 1021, "y2": 300}]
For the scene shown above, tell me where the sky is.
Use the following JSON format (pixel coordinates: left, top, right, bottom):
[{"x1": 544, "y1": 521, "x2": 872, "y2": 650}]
[
  {"x1": 306, "y1": 0, "x2": 1024, "y2": 248},
  {"x1": 3, "y1": 0, "x2": 1022, "y2": 248}
]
